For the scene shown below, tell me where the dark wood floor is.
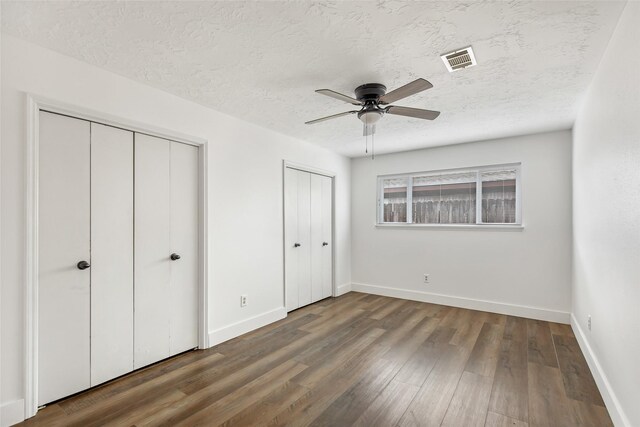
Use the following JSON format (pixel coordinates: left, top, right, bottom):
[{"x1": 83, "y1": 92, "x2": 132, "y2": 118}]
[{"x1": 20, "y1": 292, "x2": 611, "y2": 426}]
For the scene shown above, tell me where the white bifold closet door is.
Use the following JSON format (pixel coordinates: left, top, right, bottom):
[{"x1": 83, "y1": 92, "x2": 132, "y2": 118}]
[
  {"x1": 39, "y1": 111, "x2": 92, "y2": 405},
  {"x1": 134, "y1": 134, "x2": 198, "y2": 369},
  {"x1": 38, "y1": 111, "x2": 198, "y2": 405},
  {"x1": 285, "y1": 167, "x2": 332, "y2": 312},
  {"x1": 310, "y1": 173, "x2": 333, "y2": 301},
  {"x1": 38, "y1": 114, "x2": 135, "y2": 403},
  {"x1": 90, "y1": 123, "x2": 134, "y2": 386}
]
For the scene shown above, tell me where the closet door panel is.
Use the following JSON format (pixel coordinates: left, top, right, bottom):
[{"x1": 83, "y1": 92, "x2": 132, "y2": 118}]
[
  {"x1": 296, "y1": 171, "x2": 312, "y2": 308},
  {"x1": 90, "y1": 123, "x2": 134, "y2": 386},
  {"x1": 321, "y1": 175, "x2": 333, "y2": 299},
  {"x1": 284, "y1": 167, "x2": 299, "y2": 311},
  {"x1": 169, "y1": 142, "x2": 199, "y2": 355},
  {"x1": 38, "y1": 111, "x2": 91, "y2": 404},
  {"x1": 310, "y1": 174, "x2": 324, "y2": 302},
  {"x1": 134, "y1": 133, "x2": 171, "y2": 369}
]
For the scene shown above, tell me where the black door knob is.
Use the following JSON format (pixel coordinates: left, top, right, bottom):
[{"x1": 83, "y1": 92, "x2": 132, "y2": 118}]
[
  {"x1": 294, "y1": 243, "x2": 301, "y2": 248},
  {"x1": 322, "y1": 242, "x2": 329, "y2": 246},
  {"x1": 77, "y1": 261, "x2": 90, "y2": 270},
  {"x1": 170, "y1": 253, "x2": 181, "y2": 261}
]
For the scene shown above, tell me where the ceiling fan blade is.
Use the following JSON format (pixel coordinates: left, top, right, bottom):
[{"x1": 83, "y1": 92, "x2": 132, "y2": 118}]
[
  {"x1": 385, "y1": 106, "x2": 440, "y2": 120},
  {"x1": 316, "y1": 89, "x2": 363, "y2": 105},
  {"x1": 379, "y1": 78, "x2": 433, "y2": 104},
  {"x1": 305, "y1": 110, "x2": 358, "y2": 125}
]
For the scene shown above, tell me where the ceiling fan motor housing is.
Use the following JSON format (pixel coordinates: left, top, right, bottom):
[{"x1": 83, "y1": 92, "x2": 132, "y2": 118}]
[
  {"x1": 354, "y1": 83, "x2": 387, "y2": 102},
  {"x1": 355, "y1": 83, "x2": 387, "y2": 123}
]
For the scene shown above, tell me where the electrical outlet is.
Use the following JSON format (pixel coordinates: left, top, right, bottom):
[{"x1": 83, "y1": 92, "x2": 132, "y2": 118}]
[
  {"x1": 423, "y1": 274, "x2": 430, "y2": 284},
  {"x1": 587, "y1": 315, "x2": 591, "y2": 331},
  {"x1": 240, "y1": 295, "x2": 248, "y2": 307}
]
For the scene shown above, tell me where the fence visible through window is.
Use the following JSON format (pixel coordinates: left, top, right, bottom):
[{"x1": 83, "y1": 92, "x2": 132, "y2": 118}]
[
  {"x1": 382, "y1": 177, "x2": 407, "y2": 223},
  {"x1": 378, "y1": 165, "x2": 520, "y2": 226}
]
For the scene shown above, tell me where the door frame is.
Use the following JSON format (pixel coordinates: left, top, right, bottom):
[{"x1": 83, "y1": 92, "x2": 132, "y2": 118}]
[
  {"x1": 24, "y1": 95, "x2": 210, "y2": 417},
  {"x1": 282, "y1": 161, "x2": 336, "y2": 311}
]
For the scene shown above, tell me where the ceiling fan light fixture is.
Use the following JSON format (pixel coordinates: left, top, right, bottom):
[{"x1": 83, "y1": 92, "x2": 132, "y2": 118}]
[{"x1": 358, "y1": 110, "x2": 383, "y2": 124}]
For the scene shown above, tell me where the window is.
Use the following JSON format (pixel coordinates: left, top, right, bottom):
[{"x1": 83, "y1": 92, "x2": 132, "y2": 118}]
[
  {"x1": 377, "y1": 164, "x2": 520, "y2": 226},
  {"x1": 382, "y1": 177, "x2": 408, "y2": 223},
  {"x1": 481, "y1": 169, "x2": 517, "y2": 223}
]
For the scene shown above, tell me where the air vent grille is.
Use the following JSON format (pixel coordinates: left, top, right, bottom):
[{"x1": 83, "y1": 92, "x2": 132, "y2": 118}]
[{"x1": 441, "y1": 46, "x2": 477, "y2": 72}]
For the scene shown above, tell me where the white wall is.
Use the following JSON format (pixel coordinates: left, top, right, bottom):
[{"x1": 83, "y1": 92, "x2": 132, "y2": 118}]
[
  {"x1": 572, "y1": 3, "x2": 640, "y2": 426},
  {"x1": 351, "y1": 131, "x2": 572, "y2": 322},
  {"x1": 0, "y1": 35, "x2": 351, "y2": 422}
]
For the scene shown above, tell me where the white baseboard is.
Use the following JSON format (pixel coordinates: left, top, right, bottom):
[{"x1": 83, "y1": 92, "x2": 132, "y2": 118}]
[
  {"x1": 1, "y1": 399, "x2": 24, "y2": 427},
  {"x1": 335, "y1": 283, "x2": 352, "y2": 296},
  {"x1": 351, "y1": 282, "x2": 571, "y2": 324},
  {"x1": 208, "y1": 306, "x2": 287, "y2": 347},
  {"x1": 571, "y1": 314, "x2": 630, "y2": 427}
]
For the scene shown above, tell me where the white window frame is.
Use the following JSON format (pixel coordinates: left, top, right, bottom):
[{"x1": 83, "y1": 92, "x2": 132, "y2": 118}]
[{"x1": 376, "y1": 163, "x2": 522, "y2": 229}]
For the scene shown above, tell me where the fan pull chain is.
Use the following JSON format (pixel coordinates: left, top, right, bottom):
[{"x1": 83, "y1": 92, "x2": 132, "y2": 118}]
[
  {"x1": 365, "y1": 126, "x2": 368, "y2": 154},
  {"x1": 372, "y1": 131, "x2": 375, "y2": 160},
  {"x1": 364, "y1": 116, "x2": 369, "y2": 154}
]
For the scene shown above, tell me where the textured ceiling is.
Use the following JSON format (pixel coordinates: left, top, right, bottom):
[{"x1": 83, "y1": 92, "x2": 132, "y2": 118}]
[{"x1": 1, "y1": 1, "x2": 626, "y2": 157}]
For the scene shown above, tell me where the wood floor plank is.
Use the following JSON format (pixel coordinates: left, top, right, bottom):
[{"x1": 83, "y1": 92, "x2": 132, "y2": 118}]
[
  {"x1": 394, "y1": 326, "x2": 456, "y2": 387},
  {"x1": 378, "y1": 300, "x2": 420, "y2": 330},
  {"x1": 18, "y1": 404, "x2": 67, "y2": 426},
  {"x1": 215, "y1": 312, "x2": 319, "y2": 355},
  {"x1": 485, "y1": 411, "x2": 529, "y2": 427},
  {"x1": 293, "y1": 313, "x2": 377, "y2": 366},
  {"x1": 298, "y1": 304, "x2": 365, "y2": 334},
  {"x1": 441, "y1": 371, "x2": 494, "y2": 427},
  {"x1": 359, "y1": 294, "x2": 392, "y2": 313},
  {"x1": 177, "y1": 329, "x2": 310, "y2": 395},
  {"x1": 269, "y1": 351, "x2": 391, "y2": 427},
  {"x1": 465, "y1": 322, "x2": 505, "y2": 377},
  {"x1": 220, "y1": 380, "x2": 309, "y2": 427},
  {"x1": 397, "y1": 344, "x2": 471, "y2": 427},
  {"x1": 57, "y1": 348, "x2": 216, "y2": 414},
  {"x1": 498, "y1": 334, "x2": 528, "y2": 370},
  {"x1": 18, "y1": 293, "x2": 612, "y2": 427},
  {"x1": 527, "y1": 320, "x2": 558, "y2": 368},
  {"x1": 352, "y1": 379, "x2": 419, "y2": 427},
  {"x1": 171, "y1": 360, "x2": 308, "y2": 427},
  {"x1": 548, "y1": 322, "x2": 574, "y2": 337},
  {"x1": 552, "y1": 334, "x2": 604, "y2": 406},
  {"x1": 293, "y1": 327, "x2": 385, "y2": 389},
  {"x1": 359, "y1": 294, "x2": 383, "y2": 304},
  {"x1": 410, "y1": 300, "x2": 448, "y2": 318},
  {"x1": 140, "y1": 334, "x2": 316, "y2": 425},
  {"x1": 568, "y1": 398, "x2": 614, "y2": 427},
  {"x1": 309, "y1": 358, "x2": 400, "y2": 426},
  {"x1": 374, "y1": 308, "x2": 431, "y2": 349},
  {"x1": 368, "y1": 297, "x2": 407, "y2": 320},
  {"x1": 483, "y1": 312, "x2": 508, "y2": 326},
  {"x1": 448, "y1": 310, "x2": 485, "y2": 349},
  {"x1": 488, "y1": 338, "x2": 529, "y2": 422},
  {"x1": 527, "y1": 362, "x2": 573, "y2": 427},
  {"x1": 101, "y1": 389, "x2": 187, "y2": 427},
  {"x1": 381, "y1": 316, "x2": 439, "y2": 364},
  {"x1": 503, "y1": 316, "x2": 527, "y2": 342},
  {"x1": 442, "y1": 371, "x2": 493, "y2": 427},
  {"x1": 54, "y1": 352, "x2": 226, "y2": 426}
]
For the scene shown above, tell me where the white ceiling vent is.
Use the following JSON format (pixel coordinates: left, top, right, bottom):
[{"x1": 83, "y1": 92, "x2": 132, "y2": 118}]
[{"x1": 441, "y1": 46, "x2": 477, "y2": 72}]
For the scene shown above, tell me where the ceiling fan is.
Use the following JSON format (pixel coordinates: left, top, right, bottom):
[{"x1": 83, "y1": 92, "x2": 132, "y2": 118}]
[{"x1": 305, "y1": 78, "x2": 440, "y2": 150}]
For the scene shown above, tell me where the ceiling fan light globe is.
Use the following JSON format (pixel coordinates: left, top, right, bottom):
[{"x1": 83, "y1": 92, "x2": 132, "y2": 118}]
[{"x1": 358, "y1": 110, "x2": 382, "y2": 124}]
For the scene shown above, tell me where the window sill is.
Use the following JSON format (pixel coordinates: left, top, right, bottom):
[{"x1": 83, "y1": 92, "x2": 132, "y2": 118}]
[{"x1": 375, "y1": 223, "x2": 524, "y2": 231}]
